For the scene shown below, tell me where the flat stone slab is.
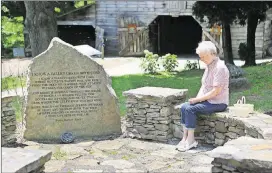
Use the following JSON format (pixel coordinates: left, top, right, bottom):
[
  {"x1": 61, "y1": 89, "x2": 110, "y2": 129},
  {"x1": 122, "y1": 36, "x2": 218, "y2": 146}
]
[
  {"x1": 123, "y1": 87, "x2": 187, "y2": 101},
  {"x1": 208, "y1": 136, "x2": 272, "y2": 172},
  {"x1": 116, "y1": 169, "x2": 146, "y2": 173},
  {"x1": 127, "y1": 140, "x2": 160, "y2": 150},
  {"x1": 92, "y1": 140, "x2": 126, "y2": 150},
  {"x1": 150, "y1": 148, "x2": 179, "y2": 158},
  {"x1": 241, "y1": 113, "x2": 272, "y2": 139},
  {"x1": 19, "y1": 138, "x2": 216, "y2": 173},
  {"x1": 146, "y1": 160, "x2": 172, "y2": 171},
  {"x1": 60, "y1": 144, "x2": 89, "y2": 155},
  {"x1": 72, "y1": 169, "x2": 104, "y2": 173},
  {"x1": 44, "y1": 160, "x2": 66, "y2": 172},
  {"x1": 101, "y1": 159, "x2": 135, "y2": 169},
  {"x1": 2, "y1": 147, "x2": 52, "y2": 173}
]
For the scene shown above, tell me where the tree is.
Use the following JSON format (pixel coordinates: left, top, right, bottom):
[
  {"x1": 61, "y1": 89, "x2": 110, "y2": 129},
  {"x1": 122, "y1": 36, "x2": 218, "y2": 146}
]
[
  {"x1": 192, "y1": 2, "x2": 239, "y2": 65},
  {"x1": 236, "y1": 2, "x2": 272, "y2": 66},
  {"x1": 24, "y1": 2, "x2": 58, "y2": 57},
  {"x1": 3, "y1": 1, "x2": 93, "y2": 57}
]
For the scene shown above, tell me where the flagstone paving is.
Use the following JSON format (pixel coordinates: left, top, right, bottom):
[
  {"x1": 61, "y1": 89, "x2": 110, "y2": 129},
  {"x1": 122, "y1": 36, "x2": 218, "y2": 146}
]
[{"x1": 21, "y1": 137, "x2": 215, "y2": 173}]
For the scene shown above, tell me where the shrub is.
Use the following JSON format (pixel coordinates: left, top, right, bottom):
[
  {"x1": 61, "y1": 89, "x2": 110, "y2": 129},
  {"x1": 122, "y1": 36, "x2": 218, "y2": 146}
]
[
  {"x1": 162, "y1": 53, "x2": 179, "y2": 72},
  {"x1": 238, "y1": 42, "x2": 249, "y2": 61},
  {"x1": 140, "y1": 50, "x2": 160, "y2": 74},
  {"x1": 184, "y1": 60, "x2": 199, "y2": 70}
]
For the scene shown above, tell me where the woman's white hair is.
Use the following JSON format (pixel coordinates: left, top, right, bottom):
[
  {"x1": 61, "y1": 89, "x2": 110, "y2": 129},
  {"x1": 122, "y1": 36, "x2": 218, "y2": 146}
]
[{"x1": 196, "y1": 41, "x2": 217, "y2": 55}]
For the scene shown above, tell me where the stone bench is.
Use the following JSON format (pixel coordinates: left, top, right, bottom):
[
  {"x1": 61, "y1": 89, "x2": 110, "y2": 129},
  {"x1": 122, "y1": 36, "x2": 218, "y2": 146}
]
[
  {"x1": 2, "y1": 147, "x2": 52, "y2": 173},
  {"x1": 208, "y1": 136, "x2": 272, "y2": 173},
  {"x1": 123, "y1": 86, "x2": 272, "y2": 146},
  {"x1": 172, "y1": 105, "x2": 272, "y2": 146}
]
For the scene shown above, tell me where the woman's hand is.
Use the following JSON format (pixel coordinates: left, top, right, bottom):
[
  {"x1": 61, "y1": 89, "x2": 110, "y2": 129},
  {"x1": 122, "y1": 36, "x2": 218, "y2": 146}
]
[{"x1": 189, "y1": 98, "x2": 200, "y2": 104}]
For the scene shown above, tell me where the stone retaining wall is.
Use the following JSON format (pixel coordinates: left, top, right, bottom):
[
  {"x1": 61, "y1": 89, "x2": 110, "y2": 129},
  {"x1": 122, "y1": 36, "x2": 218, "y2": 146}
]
[
  {"x1": 1, "y1": 96, "x2": 17, "y2": 146},
  {"x1": 123, "y1": 87, "x2": 188, "y2": 142}
]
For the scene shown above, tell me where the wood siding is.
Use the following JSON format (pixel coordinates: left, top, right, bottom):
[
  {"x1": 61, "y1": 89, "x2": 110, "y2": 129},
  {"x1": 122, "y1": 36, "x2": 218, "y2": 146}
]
[
  {"x1": 95, "y1": 0, "x2": 269, "y2": 58},
  {"x1": 264, "y1": 8, "x2": 272, "y2": 57},
  {"x1": 230, "y1": 22, "x2": 265, "y2": 59},
  {"x1": 57, "y1": 4, "x2": 96, "y2": 26},
  {"x1": 95, "y1": 0, "x2": 190, "y2": 55}
]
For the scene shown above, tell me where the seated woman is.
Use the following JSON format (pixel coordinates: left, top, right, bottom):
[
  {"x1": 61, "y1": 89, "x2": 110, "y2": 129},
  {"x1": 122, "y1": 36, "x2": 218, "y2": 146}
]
[{"x1": 176, "y1": 41, "x2": 229, "y2": 152}]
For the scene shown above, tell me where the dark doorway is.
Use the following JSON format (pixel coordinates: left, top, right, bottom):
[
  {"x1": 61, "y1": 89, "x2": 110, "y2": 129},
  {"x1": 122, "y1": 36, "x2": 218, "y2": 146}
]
[
  {"x1": 58, "y1": 25, "x2": 96, "y2": 47},
  {"x1": 149, "y1": 16, "x2": 202, "y2": 55}
]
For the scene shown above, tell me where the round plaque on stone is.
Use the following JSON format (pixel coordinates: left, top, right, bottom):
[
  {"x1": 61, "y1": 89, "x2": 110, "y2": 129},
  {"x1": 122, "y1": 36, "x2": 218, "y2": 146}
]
[{"x1": 60, "y1": 132, "x2": 74, "y2": 143}]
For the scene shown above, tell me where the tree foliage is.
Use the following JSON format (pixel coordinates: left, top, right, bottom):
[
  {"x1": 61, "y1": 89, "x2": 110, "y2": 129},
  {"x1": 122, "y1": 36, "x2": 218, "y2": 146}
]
[
  {"x1": 1, "y1": 0, "x2": 95, "y2": 54},
  {"x1": 192, "y1": 2, "x2": 239, "y2": 65},
  {"x1": 193, "y1": 1, "x2": 272, "y2": 66},
  {"x1": 235, "y1": 2, "x2": 272, "y2": 66},
  {"x1": 192, "y1": 2, "x2": 239, "y2": 26},
  {"x1": 1, "y1": 1, "x2": 25, "y2": 50},
  {"x1": 1, "y1": 16, "x2": 24, "y2": 48}
]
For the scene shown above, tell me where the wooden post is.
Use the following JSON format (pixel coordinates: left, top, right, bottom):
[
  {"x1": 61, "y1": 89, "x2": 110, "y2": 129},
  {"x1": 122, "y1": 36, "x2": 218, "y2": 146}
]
[
  {"x1": 158, "y1": 20, "x2": 160, "y2": 54},
  {"x1": 202, "y1": 29, "x2": 206, "y2": 41},
  {"x1": 101, "y1": 39, "x2": 104, "y2": 59}
]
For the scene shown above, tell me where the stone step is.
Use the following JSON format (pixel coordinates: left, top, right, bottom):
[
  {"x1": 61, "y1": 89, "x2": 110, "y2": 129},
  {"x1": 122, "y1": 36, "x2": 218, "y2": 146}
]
[
  {"x1": 208, "y1": 136, "x2": 272, "y2": 173},
  {"x1": 2, "y1": 147, "x2": 52, "y2": 173}
]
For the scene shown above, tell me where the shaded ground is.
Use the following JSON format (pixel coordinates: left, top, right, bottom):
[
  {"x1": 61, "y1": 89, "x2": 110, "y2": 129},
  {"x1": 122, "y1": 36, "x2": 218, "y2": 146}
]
[
  {"x1": 12, "y1": 118, "x2": 215, "y2": 173},
  {"x1": 20, "y1": 137, "x2": 214, "y2": 173}
]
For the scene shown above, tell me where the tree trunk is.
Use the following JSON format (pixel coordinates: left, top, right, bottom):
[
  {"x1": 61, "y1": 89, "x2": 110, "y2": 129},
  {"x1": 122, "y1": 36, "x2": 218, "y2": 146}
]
[
  {"x1": 222, "y1": 21, "x2": 234, "y2": 64},
  {"x1": 24, "y1": 2, "x2": 57, "y2": 57},
  {"x1": 245, "y1": 12, "x2": 258, "y2": 66}
]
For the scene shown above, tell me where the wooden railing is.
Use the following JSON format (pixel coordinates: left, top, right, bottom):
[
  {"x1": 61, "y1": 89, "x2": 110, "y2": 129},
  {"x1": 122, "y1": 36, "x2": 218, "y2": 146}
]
[
  {"x1": 202, "y1": 29, "x2": 223, "y2": 56},
  {"x1": 118, "y1": 27, "x2": 148, "y2": 56}
]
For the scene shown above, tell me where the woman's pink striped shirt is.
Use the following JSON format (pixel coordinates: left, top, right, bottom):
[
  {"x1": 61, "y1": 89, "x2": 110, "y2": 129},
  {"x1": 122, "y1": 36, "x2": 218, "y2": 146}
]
[{"x1": 198, "y1": 57, "x2": 230, "y2": 105}]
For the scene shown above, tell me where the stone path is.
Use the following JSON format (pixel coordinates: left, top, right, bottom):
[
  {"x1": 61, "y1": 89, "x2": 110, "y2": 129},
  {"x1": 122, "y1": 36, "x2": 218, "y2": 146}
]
[{"x1": 21, "y1": 137, "x2": 215, "y2": 173}]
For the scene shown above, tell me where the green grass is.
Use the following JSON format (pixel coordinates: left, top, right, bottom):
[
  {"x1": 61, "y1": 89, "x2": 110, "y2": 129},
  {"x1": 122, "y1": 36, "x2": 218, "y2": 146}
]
[
  {"x1": 1, "y1": 76, "x2": 26, "y2": 91},
  {"x1": 2, "y1": 63, "x2": 271, "y2": 118},
  {"x1": 229, "y1": 63, "x2": 272, "y2": 112},
  {"x1": 112, "y1": 70, "x2": 203, "y2": 116},
  {"x1": 52, "y1": 146, "x2": 67, "y2": 160},
  {"x1": 12, "y1": 96, "x2": 23, "y2": 122},
  {"x1": 113, "y1": 63, "x2": 272, "y2": 115}
]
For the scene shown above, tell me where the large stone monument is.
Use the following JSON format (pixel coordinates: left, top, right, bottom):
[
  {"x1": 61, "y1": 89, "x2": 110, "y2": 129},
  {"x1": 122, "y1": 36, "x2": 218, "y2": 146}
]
[{"x1": 24, "y1": 38, "x2": 121, "y2": 142}]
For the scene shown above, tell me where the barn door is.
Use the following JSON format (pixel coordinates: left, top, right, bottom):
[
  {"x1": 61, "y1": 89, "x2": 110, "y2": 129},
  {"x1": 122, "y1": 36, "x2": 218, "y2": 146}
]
[
  {"x1": 95, "y1": 26, "x2": 104, "y2": 58},
  {"x1": 118, "y1": 16, "x2": 149, "y2": 56}
]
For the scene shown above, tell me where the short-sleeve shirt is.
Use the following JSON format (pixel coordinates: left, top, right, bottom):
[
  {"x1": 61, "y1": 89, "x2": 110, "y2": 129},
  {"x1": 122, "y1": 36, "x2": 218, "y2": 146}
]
[{"x1": 199, "y1": 57, "x2": 229, "y2": 105}]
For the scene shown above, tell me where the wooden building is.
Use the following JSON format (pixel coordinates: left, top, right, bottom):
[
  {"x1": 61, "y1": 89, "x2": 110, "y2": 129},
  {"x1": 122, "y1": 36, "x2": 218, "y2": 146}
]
[{"x1": 54, "y1": 1, "x2": 272, "y2": 59}]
